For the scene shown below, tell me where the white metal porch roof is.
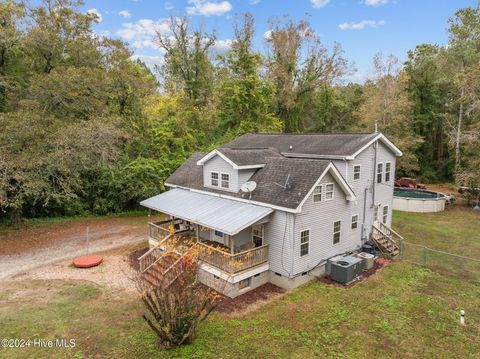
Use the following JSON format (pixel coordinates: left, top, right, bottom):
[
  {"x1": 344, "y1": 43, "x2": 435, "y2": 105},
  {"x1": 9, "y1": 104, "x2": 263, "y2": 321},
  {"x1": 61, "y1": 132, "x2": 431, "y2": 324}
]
[{"x1": 140, "y1": 188, "x2": 273, "y2": 236}]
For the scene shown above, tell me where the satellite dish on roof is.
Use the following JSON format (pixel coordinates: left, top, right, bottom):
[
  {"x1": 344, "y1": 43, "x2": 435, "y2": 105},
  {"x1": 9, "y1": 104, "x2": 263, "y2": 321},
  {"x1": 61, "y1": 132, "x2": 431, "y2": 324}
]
[{"x1": 241, "y1": 181, "x2": 257, "y2": 193}]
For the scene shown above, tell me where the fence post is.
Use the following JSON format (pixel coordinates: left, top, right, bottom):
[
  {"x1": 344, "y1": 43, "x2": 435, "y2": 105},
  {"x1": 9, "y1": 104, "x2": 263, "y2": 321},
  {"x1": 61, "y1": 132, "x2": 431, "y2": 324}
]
[{"x1": 423, "y1": 246, "x2": 427, "y2": 266}]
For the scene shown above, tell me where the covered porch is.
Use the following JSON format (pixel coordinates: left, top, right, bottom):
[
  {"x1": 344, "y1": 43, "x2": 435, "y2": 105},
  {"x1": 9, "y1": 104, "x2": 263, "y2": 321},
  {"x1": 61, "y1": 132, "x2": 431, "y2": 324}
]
[{"x1": 141, "y1": 188, "x2": 273, "y2": 274}]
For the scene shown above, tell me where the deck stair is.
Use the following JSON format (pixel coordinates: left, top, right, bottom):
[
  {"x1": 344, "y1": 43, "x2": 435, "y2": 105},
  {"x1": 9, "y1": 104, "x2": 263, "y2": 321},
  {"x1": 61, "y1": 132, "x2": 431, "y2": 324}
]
[
  {"x1": 138, "y1": 237, "x2": 188, "y2": 288},
  {"x1": 371, "y1": 222, "x2": 404, "y2": 257}
]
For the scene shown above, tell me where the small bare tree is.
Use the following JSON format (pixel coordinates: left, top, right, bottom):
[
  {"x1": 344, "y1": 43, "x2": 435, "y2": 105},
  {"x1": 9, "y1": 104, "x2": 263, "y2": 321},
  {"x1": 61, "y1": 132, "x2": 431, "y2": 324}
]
[{"x1": 136, "y1": 235, "x2": 221, "y2": 349}]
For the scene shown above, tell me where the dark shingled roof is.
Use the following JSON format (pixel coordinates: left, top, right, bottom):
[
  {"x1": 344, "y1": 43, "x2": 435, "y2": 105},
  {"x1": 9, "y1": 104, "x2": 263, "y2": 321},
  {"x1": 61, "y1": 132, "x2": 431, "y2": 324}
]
[
  {"x1": 165, "y1": 152, "x2": 332, "y2": 209},
  {"x1": 217, "y1": 148, "x2": 283, "y2": 166},
  {"x1": 223, "y1": 133, "x2": 379, "y2": 157}
]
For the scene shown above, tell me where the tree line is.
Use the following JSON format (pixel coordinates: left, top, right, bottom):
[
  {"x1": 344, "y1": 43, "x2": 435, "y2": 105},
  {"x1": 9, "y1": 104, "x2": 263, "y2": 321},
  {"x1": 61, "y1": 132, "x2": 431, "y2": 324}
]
[{"x1": 1, "y1": 0, "x2": 479, "y2": 224}]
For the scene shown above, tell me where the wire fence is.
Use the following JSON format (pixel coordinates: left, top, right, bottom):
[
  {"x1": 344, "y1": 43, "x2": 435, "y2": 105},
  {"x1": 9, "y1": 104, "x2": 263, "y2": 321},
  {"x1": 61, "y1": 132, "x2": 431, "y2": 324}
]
[{"x1": 400, "y1": 241, "x2": 480, "y2": 282}]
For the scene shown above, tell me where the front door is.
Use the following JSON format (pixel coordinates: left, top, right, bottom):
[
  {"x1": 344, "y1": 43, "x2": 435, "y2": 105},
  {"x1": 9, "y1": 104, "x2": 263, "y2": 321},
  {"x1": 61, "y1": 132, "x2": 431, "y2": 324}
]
[{"x1": 252, "y1": 224, "x2": 264, "y2": 247}]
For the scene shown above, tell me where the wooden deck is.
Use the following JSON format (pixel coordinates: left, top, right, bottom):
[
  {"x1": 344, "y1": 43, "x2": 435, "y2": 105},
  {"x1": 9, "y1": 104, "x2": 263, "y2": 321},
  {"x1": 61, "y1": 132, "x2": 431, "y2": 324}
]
[{"x1": 145, "y1": 221, "x2": 269, "y2": 274}]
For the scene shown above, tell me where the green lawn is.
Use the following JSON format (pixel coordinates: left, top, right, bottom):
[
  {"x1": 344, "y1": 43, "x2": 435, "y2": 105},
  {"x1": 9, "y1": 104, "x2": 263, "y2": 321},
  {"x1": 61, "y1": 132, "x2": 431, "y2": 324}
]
[{"x1": 1, "y1": 209, "x2": 479, "y2": 359}]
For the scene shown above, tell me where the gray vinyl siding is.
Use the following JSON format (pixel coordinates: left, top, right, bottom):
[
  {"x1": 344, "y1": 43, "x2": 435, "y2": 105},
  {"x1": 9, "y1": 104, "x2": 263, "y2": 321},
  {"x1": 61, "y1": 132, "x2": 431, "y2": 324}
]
[
  {"x1": 346, "y1": 144, "x2": 375, "y2": 239},
  {"x1": 332, "y1": 160, "x2": 347, "y2": 178},
  {"x1": 264, "y1": 210, "x2": 294, "y2": 277},
  {"x1": 373, "y1": 141, "x2": 396, "y2": 227},
  {"x1": 345, "y1": 140, "x2": 396, "y2": 238},
  {"x1": 232, "y1": 226, "x2": 252, "y2": 251},
  {"x1": 292, "y1": 172, "x2": 361, "y2": 276},
  {"x1": 202, "y1": 155, "x2": 238, "y2": 192},
  {"x1": 238, "y1": 169, "x2": 256, "y2": 190}
]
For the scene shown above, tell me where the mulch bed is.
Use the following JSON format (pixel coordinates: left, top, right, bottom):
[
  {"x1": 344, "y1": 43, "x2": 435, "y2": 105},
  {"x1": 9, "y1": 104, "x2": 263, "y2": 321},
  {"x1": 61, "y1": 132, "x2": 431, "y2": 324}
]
[
  {"x1": 215, "y1": 283, "x2": 286, "y2": 315},
  {"x1": 129, "y1": 247, "x2": 149, "y2": 271},
  {"x1": 317, "y1": 256, "x2": 392, "y2": 288}
]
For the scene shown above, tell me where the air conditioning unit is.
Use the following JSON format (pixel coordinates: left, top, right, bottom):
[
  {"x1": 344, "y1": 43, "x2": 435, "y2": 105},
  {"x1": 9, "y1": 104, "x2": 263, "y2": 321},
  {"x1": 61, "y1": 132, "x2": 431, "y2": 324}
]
[{"x1": 329, "y1": 255, "x2": 363, "y2": 284}]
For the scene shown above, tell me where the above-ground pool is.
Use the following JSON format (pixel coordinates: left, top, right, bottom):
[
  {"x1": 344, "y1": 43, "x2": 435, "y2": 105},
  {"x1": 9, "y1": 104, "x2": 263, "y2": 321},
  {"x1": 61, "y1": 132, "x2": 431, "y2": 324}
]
[{"x1": 393, "y1": 188, "x2": 447, "y2": 213}]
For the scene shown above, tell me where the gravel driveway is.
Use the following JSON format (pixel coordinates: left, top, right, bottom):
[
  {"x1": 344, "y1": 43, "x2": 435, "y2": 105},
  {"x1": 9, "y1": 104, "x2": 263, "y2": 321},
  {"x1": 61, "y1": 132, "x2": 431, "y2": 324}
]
[{"x1": 0, "y1": 217, "x2": 147, "y2": 291}]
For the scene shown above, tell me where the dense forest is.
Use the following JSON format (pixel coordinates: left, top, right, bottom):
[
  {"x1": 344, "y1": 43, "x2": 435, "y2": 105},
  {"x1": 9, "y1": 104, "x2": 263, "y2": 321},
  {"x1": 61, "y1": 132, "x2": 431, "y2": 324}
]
[{"x1": 1, "y1": 0, "x2": 479, "y2": 224}]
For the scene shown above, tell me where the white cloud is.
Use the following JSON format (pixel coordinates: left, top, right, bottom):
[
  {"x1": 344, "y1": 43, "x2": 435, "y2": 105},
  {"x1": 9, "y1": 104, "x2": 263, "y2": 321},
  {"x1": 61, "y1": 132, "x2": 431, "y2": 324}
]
[
  {"x1": 87, "y1": 8, "x2": 102, "y2": 22},
  {"x1": 211, "y1": 39, "x2": 232, "y2": 55},
  {"x1": 310, "y1": 0, "x2": 330, "y2": 8},
  {"x1": 263, "y1": 30, "x2": 272, "y2": 40},
  {"x1": 116, "y1": 18, "x2": 171, "y2": 49},
  {"x1": 165, "y1": 1, "x2": 174, "y2": 10},
  {"x1": 131, "y1": 54, "x2": 164, "y2": 69},
  {"x1": 186, "y1": 0, "x2": 232, "y2": 16},
  {"x1": 338, "y1": 20, "x2": 385, "y2": 30},
  {"x1": 363, "y1": 0, "x2": 389, "y2": 6},
  {"x1": 250, "y1": 0, "x2": 261, "y2": 4},
  {"x1": 119, "y1": 10, "x2": 131, "y2": 19}
]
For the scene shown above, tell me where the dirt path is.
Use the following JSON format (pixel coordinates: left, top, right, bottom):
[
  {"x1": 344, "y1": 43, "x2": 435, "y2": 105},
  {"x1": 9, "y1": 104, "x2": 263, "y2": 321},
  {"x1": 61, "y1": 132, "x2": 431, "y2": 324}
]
[{"x1": 0, "y1": 217, "x2": 147, "y2": 285}]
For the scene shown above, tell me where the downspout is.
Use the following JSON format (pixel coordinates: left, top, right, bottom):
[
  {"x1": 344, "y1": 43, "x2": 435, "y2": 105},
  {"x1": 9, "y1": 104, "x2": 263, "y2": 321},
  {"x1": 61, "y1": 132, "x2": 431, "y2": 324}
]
[
  {"x1": 372, "y1": 141, "x2": 377, "y2": 208},
  {"x1": 362, "y1": 185, "x2": 368, "y2": 240}
]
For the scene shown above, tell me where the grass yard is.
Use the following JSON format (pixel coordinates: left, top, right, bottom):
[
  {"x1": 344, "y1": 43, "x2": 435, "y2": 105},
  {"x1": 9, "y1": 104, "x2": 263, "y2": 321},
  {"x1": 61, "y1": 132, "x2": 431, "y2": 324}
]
[
  {"x1": 1, "y1": 209, "x2": 479, "y2": 359},
  {"x1": 393, "y1": 207, "x2": 480, "y2": 258}
]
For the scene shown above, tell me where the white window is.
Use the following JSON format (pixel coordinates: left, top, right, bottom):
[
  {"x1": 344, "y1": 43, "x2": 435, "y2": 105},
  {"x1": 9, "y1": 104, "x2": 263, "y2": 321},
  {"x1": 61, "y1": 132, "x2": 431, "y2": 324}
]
[
  {"x1": 239, "y1": 278, "x2": 251, "y2": 290},
  {"x1": 374, "y1": 205, "x2": 379, "y2": 222},
  {"x1": 313, "y1": 184, "x2": 323, "y2": 202},
  {"x1": 325, "y1": 183, "x2": 334, "y2": 201},
  {"x1": 300, "y1": 230, "x2": 309, "y2": 256},
  {"x1": 351, "y1": 214, "x2": 358, "y2": 229},
  {"x1": 210, "y1": 171, "x2": 219, "y2": 187},
  {"x1": 383, "y1": 205, "x2": 389, "y2": 224},
  {"x1": 221, "y1": 173, "x2": 230, "y2": 188},
  {"x1": 333, "y1": 220, "x2": 341, "y2": 244},
  {"x1": 353, "y1": 165, "x2": 361, "y2": 181},
  {"x1": 385, "y1": 162, "x2": 391, "y2": 182},
  {"x1": 377, "y1": 163, "x2": 383, "y2": 183},
  {"x1": 252, "y1": 224, "x2": 264, "y2": 247}
]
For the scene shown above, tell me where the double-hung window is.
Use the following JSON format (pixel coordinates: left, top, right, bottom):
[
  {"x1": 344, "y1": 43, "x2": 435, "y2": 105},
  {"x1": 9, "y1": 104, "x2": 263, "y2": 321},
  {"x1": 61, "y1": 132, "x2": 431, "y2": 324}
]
[
  {"x1": 383, "y1": 205, "x2": 389, "y2": 224},
  {"x1": 377, "y1": 163, "x2": 383, "y2": 183},
  {"x1": 313, "y1": 185, "x2": 323, "y2": 202},
  {"x1": 221, "y1": 173, "x2": 230, "y2": 188},
  {"x1": 333, "y1": 220, "x2": 341, "y2": 244},
  {"x1": 353, "y1": 165, "x2": 361, "y2": 181},
  {"x1": 325, "y1": 183, "x2": 334, "y2": 201},
  {"x1": 210, "y1": 171, "x2": 219, "y2": 187},
  {"x1": 300, "y1": 230, "x2": 309, "y2": 256},
  {"x1": 351, "y1": 215, "x2": 358, "y2": 230},
  {"x1": 385, "y1": 162, "x2": 391, "y2": 182}
]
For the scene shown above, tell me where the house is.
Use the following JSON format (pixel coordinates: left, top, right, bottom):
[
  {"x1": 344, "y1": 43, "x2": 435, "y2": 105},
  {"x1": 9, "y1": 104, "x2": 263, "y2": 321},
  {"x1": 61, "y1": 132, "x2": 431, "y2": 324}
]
[{"x1": 139, "y1": 132, "x2": 403, "y2": 297}]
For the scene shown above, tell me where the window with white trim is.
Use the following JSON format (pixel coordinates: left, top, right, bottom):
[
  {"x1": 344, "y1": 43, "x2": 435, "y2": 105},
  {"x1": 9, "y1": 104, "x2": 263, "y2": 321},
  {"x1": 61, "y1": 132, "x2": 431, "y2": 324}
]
[
  {"x1": 333, "y1": 220, "x2": 341, "y2": 244},
  {"x1": 252, "y1": 224, "x2": 264, "y2": 247},
  {"x1": 313, "y1": 184, "x2": 323, "y2": 202},
  {"x1": 385, "y1": 162, "x2": 391, "y2": 182},
  {"x1": 210, "y1": 171, "x2": 219, "y2": 186},
  {"x1": 300, "y1": 230, "x2": 309, "y2": 256},
  {"x1": 383, "y1": 205, "x2": 389, "y2": 224},
  {"x1": 374, "y1": 205, "x2": 379, "y2": 222},
  {"x1": 353, "y1": 165, "x2": 361, "y2": 181},
  {"x1": 221, "y1": 173, "x2": 230, "y2": 188},
  {"x1": 325, "y1": 183, "x2": 334, "y2": 201},
  {"x1": 377, "y1": 163, "x2": 383, "y2": 183},
  {"x1": 351, "y1": 214, "x2": 358, "y2": 229}
]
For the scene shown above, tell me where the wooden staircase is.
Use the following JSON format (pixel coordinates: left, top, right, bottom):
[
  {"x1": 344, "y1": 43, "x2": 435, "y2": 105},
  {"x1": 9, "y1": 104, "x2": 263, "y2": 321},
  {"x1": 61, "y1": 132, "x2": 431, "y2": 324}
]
[
  {"x1": 371, "y1": 222, "x2": 404, "y2": 257},
  {"x1": 138, "y1": 240, "x2": 187, "y2": 289}
]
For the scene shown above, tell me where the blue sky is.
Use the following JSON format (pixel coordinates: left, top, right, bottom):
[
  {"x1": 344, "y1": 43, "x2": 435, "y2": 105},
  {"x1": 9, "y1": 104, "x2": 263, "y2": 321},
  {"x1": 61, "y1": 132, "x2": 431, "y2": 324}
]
[{"x1": 82, "y1": 0, "x2": 476, "y2": 82}]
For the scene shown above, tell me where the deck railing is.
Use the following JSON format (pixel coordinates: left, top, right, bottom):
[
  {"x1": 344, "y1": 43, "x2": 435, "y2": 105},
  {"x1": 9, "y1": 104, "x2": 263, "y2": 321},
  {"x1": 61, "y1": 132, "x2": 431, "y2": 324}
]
[{"x1": 197, "y1": 243, "x2": 269, "y2": 274}]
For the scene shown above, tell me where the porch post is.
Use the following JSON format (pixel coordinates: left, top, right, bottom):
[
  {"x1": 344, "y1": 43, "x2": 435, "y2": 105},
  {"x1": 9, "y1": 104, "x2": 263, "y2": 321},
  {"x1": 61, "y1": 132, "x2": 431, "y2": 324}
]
[
  {"x1": 148, "y1": 210, "x2": 151, "y2": 238},
  {"x1": 196, "y1": 224, "x2": 199, "y2": 243},
  {"x1": 230, "y1": 235, "x2": 235, "y2": 255}
]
